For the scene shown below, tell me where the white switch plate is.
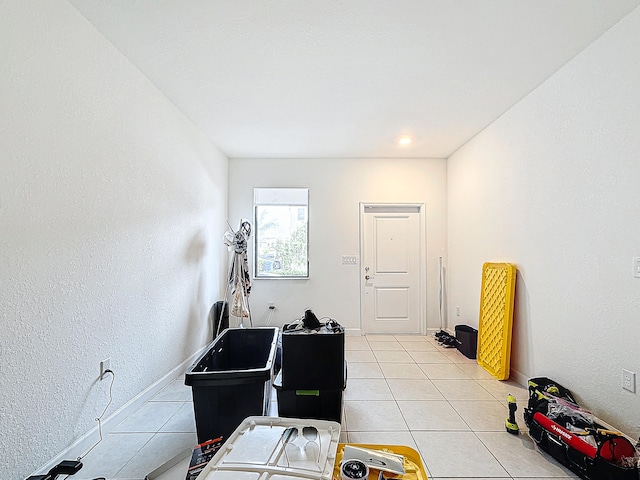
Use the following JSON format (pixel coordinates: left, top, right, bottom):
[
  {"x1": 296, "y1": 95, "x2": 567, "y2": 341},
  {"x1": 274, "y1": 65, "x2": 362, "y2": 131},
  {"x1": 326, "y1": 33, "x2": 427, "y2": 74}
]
[
  {"x1": 634, "y1": 257, "x2": 640, "y2": 278},
  {"x1": 623, "y1": 369, "x2": 636, "y2": 393},
  {"x1": 342, "y1": 255, "x2": 358, "y2": 265}
]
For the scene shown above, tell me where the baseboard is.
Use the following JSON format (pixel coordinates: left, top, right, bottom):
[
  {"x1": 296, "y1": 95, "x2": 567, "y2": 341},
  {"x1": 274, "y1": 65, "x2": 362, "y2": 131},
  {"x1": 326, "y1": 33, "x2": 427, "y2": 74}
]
[
  {"x1": 29, "y1": 345, "x2": 208, "y2": 477},
  {"x1": 351, "y1": 328, "x2": 446, "y2": 337},
  {"x1": 510, "y1": 367, "x2": 528, "y2": 387},
  {"x1": 426, "y1": 327, "x2": 450, "y2": 335}
]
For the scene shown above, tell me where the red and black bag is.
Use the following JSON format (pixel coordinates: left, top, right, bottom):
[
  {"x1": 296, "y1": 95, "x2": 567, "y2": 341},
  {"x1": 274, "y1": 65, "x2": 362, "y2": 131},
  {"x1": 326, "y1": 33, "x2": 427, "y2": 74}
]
[{"x1": 524, "y1": 377, "x2": 639, "y2": 480}]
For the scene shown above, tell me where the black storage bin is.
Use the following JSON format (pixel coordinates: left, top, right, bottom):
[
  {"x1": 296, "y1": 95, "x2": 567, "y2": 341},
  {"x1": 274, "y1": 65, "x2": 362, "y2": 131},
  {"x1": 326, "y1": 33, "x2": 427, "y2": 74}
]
[
  {"x1": 209, "y1": 301, "x2": 229, "y2": 338},
  {"x1": 281, "y1": 322, "x2": 345, "y2": 390},
  {"x1": 455, "y1": 325, "x2": 478, "y2": 359},
  {"x1": 185, "y1": 327, "x2": 278, "y2": 443},
  {"x1": 273, "y1": 369, "x2": 344, "y2": 423}
]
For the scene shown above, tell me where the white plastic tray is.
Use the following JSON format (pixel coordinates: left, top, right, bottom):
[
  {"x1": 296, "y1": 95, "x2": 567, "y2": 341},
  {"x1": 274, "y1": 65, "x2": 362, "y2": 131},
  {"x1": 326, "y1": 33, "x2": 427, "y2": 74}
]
[{"x1": 197, "y1": 416, "x2": 341, "y2": 480}]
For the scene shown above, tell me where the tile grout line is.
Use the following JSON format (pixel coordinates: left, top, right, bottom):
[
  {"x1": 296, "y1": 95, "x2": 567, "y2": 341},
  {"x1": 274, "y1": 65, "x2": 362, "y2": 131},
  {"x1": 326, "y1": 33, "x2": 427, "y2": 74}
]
[
  {"x1": 398, "y1": 334, "x2": 433, "y2": 479},
  {"x1": 96, "y1": 335, "x2": 538, "y2": 480}
]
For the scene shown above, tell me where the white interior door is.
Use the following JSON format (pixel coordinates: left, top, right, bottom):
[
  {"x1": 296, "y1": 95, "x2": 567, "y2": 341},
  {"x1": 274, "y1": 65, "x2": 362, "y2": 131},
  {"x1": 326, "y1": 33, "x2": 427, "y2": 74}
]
[{"x1": 361, "y1": 204, "x2": 424, "y2": 334}]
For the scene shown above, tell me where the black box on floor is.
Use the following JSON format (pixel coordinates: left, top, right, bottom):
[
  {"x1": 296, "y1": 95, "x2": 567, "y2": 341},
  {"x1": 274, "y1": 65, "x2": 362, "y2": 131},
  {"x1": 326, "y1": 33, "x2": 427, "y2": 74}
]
[
  {"x1": 281, "y1": 321, "x2": 345, "y2": 390},
  {"x1": 186, "y1": 437, "x2": 224, "y2": 480},
  {"x1": 455, "y1": 324, "x2": 478, "y2": 359},
  {"x1": 273, "y1": 369, "x2": 344, "y2": 423},
  {"x1": 185, "y1": 327, "x2": 278, "y2": 443}
]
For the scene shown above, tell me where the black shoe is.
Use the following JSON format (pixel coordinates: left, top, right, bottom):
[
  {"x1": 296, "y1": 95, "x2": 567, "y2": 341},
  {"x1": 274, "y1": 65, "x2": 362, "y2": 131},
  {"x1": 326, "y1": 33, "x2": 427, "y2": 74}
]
[
  {"x1": 434, "y1": 330, "x2": 448, "y2": 340},
  {"x1": 440, "y1": 335, "x2": 459, "y2": 348}
]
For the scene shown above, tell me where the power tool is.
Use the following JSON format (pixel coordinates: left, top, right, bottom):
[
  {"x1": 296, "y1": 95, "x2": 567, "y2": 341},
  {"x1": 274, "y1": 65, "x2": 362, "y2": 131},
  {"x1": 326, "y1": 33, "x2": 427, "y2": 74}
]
[{"x1": 506, "y1": 393, "x2": 519, "y2": 435}]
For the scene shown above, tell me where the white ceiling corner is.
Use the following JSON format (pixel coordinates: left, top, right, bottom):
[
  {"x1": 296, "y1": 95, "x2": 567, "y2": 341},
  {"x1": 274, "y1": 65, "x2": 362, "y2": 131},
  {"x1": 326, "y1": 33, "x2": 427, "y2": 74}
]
[{"x1": 69, "y1": 0, "x2": 640, "y2": 159}]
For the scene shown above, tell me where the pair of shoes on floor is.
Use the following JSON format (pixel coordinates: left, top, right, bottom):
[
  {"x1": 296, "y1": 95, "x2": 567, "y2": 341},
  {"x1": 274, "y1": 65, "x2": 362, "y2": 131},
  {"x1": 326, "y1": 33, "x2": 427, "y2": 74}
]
[{"x1": 434, "y1": 330, "x2": 459, "y2": 348}]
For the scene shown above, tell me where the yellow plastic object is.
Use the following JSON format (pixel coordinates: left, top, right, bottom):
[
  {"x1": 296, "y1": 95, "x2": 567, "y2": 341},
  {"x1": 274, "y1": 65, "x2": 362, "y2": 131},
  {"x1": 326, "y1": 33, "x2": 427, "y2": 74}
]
[
  {"x1": 477, "y1": 262, "x2": 517, "y2": 380},
  {"x1": 333, "y1": 443, "x2": 428, "y2": 480}
]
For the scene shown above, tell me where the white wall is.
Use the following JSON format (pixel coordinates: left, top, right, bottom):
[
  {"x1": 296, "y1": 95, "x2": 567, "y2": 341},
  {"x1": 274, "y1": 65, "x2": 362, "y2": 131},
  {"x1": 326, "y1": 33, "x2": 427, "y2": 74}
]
[
  {"x1": 448, "y1": 8, "x2": 640, "y2": 436},
  {"x1": 228, "y1": 158, "x2": 447, "y2": 333},
  {"x1": 0, "y1": 2, "x2": 228, "y2": 479}
]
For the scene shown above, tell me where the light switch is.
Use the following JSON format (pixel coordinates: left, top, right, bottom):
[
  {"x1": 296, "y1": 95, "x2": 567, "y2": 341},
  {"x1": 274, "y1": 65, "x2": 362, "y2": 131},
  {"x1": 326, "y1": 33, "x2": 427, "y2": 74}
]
[
  {"x1": 342, "y1": 255, "x2": 358, "y2": 265},
  {"x1": 634, "y1": 257, "x2": 640, "y2": 278}
]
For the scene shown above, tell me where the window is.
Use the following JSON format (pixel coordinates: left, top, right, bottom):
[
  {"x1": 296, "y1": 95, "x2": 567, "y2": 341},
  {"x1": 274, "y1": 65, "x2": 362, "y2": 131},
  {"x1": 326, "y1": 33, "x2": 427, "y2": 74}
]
[{"x1": 254, "y1": 188, "x2": 309, "y2": 278}]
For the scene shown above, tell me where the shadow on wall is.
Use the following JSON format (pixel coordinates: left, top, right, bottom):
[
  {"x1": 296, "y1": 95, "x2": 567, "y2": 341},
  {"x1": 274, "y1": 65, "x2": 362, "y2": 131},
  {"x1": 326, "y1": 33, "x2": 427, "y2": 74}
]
[
  {"x1": 185, "y1": 230, "x2": 210, "y2": 346},
  {"x1": 511, "y1": 268, "x2": 532, "y2": 382},
  {"x1": 185, "y1": 231, "x2": 207, "y2": 263}
]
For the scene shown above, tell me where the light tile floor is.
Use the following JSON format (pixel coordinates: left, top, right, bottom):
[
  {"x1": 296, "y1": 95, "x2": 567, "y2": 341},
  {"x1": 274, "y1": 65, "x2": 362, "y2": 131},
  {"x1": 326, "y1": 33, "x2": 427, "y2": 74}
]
[{"x1": 72, "y1": 334, "x2": 579, "y2": 480}]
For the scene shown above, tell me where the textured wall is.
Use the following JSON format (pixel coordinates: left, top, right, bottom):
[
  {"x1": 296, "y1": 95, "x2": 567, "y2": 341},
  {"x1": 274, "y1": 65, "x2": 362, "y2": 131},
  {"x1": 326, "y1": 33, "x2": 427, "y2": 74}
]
[
  {"x1": 0, "y1": 2, "x2": 228, "y2": 479},
  {"x1": 447, "y1": 8, "x2": 640, "y2": 436},
  {"x1": 228, "y1": 157, "x2": 447, "y2": 332}
]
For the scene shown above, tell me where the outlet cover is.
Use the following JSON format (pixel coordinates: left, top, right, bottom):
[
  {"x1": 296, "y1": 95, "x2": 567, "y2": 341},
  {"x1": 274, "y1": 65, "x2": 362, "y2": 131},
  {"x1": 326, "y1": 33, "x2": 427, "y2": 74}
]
[
  {"x1": 622, "y1": 369, "x2": 636, "y2": 393},
  {"x1": 100, "y1": 358, "x2": 111, "y2": 380}
]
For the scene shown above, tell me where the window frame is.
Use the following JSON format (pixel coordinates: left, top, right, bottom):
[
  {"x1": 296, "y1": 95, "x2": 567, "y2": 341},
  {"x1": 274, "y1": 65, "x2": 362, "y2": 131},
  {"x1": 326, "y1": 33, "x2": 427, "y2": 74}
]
[{"x1": 253, "y1": 188, "x2": 309, "y2": 279}]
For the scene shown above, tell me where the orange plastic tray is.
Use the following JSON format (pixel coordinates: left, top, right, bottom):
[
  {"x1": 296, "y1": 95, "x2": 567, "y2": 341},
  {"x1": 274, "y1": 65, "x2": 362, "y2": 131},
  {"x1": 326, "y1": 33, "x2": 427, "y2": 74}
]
[{"x1": 333, "y1": 443, "x2": 428, "y2": 480}]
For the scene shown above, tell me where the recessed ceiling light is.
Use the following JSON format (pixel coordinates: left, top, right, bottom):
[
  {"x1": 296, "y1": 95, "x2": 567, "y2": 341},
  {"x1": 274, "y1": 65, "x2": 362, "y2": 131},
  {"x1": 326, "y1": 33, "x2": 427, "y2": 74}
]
[{"x1": 398, "y1": 135, "x2": 413, "y2": 145}]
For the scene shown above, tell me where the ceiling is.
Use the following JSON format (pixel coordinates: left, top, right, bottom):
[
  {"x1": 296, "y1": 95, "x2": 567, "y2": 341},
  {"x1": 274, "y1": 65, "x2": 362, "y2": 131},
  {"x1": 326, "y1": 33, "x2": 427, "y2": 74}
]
[{"x1": 69, "y1": 0, "x2": 640, "y2": 159}]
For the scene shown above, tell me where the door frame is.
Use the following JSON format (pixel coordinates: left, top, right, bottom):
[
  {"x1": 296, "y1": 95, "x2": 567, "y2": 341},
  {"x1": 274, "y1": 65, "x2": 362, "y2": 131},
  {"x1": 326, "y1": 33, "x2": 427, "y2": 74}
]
[{"x1": 359, "y1": 203, "x2": 427, "y2": 335}]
